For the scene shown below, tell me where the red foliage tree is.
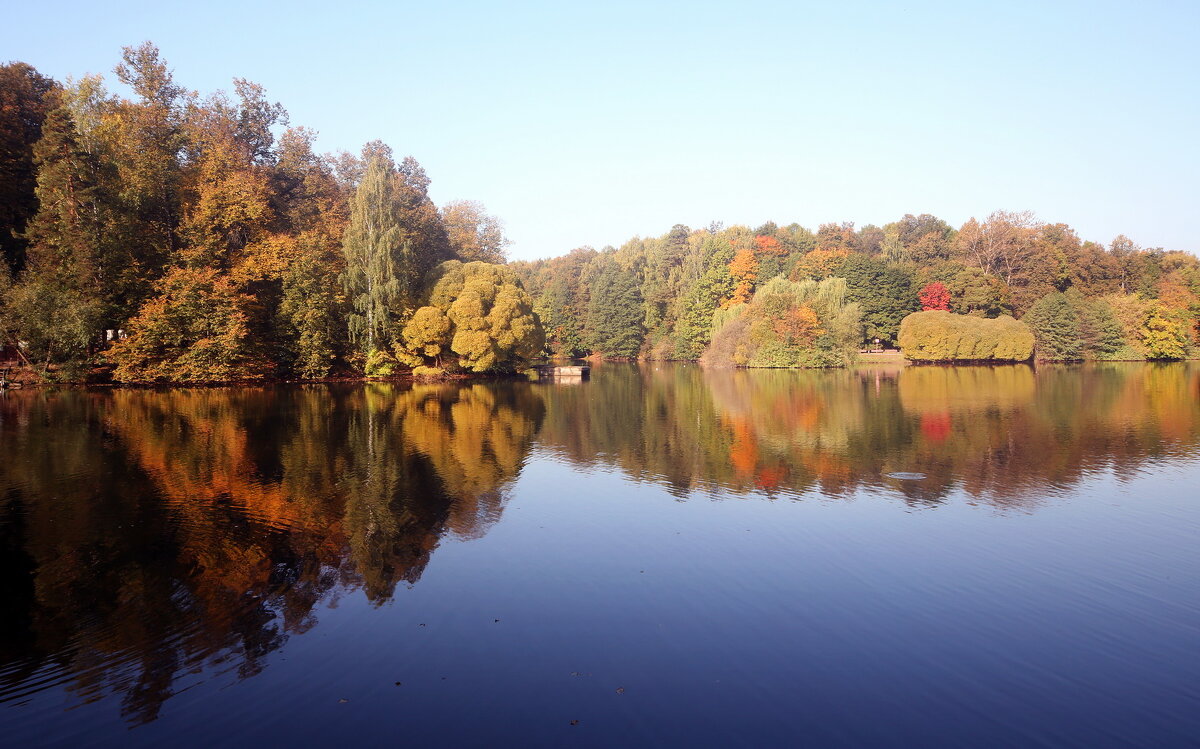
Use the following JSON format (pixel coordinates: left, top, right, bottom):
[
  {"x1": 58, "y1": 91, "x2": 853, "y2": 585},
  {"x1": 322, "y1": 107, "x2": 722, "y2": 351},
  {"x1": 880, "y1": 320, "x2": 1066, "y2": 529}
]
[{"x1": 919, "y1": 282, "x2": 951, "y2": 311}]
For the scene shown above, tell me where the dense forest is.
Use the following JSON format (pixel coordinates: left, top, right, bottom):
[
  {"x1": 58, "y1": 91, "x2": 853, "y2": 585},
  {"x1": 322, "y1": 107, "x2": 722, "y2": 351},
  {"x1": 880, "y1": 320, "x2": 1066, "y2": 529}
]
[
  {"x1": 2, "y1": 46, "x2": 1198, "y2": 382},
  {"x1": 511, "y1": 214, "x2": 1200, "y2": 365},
  {"x1": 0, "y1": 45, "x2": 533, "y2": 382}
]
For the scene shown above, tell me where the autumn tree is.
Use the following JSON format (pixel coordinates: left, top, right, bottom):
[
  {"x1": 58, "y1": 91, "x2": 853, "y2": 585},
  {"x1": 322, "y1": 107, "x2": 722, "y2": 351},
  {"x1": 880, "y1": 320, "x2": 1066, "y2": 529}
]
[
  {"x1": 953, "y1": 210, "x2": 1037, "y2": 290},
  {"x1": 815, "y1": 221, "x2": 855, "y2": 252},
  {"x1": 1139, "y1": 303, "x2": 1191, "y2": 359},
  {"x1": 110, "y1": 42, "x2": 187, "y2": 269},
  {"x1": 108, "y1": 74, "x2": 292, "y2": 382},
  {"x1": 724, "y1": 247, "x2": 758, "y2": 307},
  {"x1": 105, "y1": 268, "x2": 265, "y2": 381},
  {"x1": 442, "y1": 200, "x2": 509, "y2": 263},
  {"x1": 179, "y1": 88, "x2": 280, "y2": 271},
  {"x1": 790, "y1": 248, "x2": 849, "y2": 280},
  {"x1": 704, "y1": 277, "x2": 861, "y2": 368},
  {"x1": 919, "y1": 282, "x2": 951, "y2": 311},
  {"x1": 396, "y1": 260, "x2": 543, "y2": 373},
  {"x1": 852, "y1": 224, "x2": 885, "y2": 256}
]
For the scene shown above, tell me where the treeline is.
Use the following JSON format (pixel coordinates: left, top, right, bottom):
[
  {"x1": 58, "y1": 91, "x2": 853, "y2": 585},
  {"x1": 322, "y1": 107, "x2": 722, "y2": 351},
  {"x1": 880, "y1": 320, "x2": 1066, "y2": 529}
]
[
  {"x1": 4, "y1": 48, "x2": 1199, "y2": 381},
  {"x1": 511, "y1": 213, "x2": 1200, "y2": 363},
  {"x1": 0, "y1": 46, "x2": 523, "y2": 382}
]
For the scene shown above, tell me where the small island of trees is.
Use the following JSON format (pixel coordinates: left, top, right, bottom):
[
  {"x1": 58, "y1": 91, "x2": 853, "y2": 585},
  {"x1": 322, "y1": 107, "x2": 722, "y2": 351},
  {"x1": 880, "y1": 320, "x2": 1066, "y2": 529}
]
[{"x1": 2, "y1": 45, "x2": 1198, "y2": 382}]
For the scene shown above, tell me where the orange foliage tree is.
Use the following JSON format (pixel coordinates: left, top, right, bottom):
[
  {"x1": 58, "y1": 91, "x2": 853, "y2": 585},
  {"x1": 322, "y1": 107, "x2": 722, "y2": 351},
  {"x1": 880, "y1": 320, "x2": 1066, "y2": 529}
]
[{"x1": 723, "y1": 248, "x2": 759, "y2": 308}]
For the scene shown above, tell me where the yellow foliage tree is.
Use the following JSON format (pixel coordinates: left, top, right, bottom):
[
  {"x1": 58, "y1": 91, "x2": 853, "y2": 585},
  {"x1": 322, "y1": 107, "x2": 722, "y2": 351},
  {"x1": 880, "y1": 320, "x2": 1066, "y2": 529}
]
[
  {"x1": 791, "y1": 248, "x2": 849, "y2": 280},
  {"x1": 397, "y1": 261, "x2": 544, "y2": 373}
]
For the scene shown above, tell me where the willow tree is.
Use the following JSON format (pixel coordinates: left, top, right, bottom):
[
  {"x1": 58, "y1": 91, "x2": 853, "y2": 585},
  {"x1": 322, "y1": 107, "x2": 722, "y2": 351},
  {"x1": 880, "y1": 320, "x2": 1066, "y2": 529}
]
[
  {"x1": 341, "y1": 155, "x2": 408, "y2": 357},
  {"x1": 703, "y1": 276, "x2": 862, "y2": 368}
]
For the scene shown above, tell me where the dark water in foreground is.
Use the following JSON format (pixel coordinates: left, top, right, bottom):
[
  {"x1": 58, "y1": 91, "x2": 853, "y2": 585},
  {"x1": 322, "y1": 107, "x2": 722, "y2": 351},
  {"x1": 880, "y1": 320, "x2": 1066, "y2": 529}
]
[{"x1": 1, "y1": 363, "x2": 1198, "y2": 747}]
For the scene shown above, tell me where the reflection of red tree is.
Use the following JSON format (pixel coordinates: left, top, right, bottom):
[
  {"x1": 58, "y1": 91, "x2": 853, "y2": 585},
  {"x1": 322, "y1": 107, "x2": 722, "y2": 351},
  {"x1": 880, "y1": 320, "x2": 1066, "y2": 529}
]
[
  {"x1": 755, "y1": 465, "x2": 786, "y2": 490},
  {"x1": 920, "y1": 411, "x2": 952, "y2": 442}
]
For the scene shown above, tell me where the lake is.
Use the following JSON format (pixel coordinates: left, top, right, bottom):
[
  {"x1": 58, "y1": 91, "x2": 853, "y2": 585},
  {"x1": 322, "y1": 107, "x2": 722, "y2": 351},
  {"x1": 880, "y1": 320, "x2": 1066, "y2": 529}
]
[{"x1": 1, "y1": 363, "x2": 1198, "y2": 747}]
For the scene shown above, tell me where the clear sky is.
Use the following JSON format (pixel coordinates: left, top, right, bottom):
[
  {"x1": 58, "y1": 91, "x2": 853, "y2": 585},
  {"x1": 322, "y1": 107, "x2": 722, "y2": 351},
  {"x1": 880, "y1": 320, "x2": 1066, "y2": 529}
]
[{"x1": 4, "y1": 0, "x2": 1197, "y2": 260}]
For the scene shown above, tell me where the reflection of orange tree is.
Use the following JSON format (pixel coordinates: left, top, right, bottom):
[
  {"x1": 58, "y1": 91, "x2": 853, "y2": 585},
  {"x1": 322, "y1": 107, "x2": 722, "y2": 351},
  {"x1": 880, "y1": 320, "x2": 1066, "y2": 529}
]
[
  {"x1": 706, "y1": 368, "x2": 866, "y2": 495},
  {"x1": 0, "y1": 382, "x2": 543, "y2": 725},
  {"x1": 0, "y1": 390, "x2": 300, "y2": 724}
]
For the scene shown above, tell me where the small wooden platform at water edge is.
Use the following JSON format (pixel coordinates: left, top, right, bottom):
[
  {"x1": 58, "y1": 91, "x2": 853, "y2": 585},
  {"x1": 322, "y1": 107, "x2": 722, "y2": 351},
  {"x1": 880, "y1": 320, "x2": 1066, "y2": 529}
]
[{"x1": 533, "y1": 364, "x2": 590, "y2": 380}]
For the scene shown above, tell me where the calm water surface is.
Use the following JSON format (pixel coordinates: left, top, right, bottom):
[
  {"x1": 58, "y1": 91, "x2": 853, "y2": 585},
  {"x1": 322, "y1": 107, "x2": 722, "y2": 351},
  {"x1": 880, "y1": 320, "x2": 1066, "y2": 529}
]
[{"x1": 1, "y1": 363, "x2": 1198, "y2": 747}]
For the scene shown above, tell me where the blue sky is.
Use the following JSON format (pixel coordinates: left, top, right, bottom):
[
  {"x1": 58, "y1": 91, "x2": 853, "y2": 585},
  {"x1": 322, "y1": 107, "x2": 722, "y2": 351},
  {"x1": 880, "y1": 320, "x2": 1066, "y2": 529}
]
[{"x1": 4, "y1": 0, "x2": 1197, "y2": 260}]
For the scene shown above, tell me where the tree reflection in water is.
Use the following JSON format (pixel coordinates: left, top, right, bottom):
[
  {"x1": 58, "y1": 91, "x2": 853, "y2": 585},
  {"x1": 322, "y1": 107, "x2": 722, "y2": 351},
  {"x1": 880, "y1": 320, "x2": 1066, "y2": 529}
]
[
  {"x1": 1, "y1": 362, "x2": 1198, "y2": 724},
  {"x1": 538, "y1": 361, "x2": 1200, "y2": 506},
  {"x1": 0, "y1": 383, "x2": 544, "y2": 724}
]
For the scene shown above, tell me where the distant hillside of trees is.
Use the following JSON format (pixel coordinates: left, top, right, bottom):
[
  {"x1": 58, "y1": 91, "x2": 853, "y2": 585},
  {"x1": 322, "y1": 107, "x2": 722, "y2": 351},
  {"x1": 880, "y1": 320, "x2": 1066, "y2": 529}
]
[{"x1": 3, "y1": 46, "x2": 1197, "y2": 382}]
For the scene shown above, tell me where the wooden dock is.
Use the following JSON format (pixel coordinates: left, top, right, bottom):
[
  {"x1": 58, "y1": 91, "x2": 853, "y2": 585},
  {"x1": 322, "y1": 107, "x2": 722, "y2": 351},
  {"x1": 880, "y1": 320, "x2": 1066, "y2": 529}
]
[{"x1": 533, "y1": 364, "x2": 590, "y2": 380}]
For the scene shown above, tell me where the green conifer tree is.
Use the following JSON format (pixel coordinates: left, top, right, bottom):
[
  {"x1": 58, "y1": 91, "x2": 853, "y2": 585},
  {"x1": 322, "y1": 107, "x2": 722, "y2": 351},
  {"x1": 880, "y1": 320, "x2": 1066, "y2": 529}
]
[
  {"x1": 1025, "y1": 292, "x2": 1083, "y2": 360},
  {"x1": 585, "y1": 255, "x2": 644, "y2": 358},
  {"x1": 9, "y1": 103, "x2": 107, "y2": 375}
]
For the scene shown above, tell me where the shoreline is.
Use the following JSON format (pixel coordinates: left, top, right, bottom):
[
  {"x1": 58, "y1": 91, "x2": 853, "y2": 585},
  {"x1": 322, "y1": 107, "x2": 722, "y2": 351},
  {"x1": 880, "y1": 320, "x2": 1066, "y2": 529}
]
[{"x1": 4, "y1": 356, "x2": 1195, "y2": 390}]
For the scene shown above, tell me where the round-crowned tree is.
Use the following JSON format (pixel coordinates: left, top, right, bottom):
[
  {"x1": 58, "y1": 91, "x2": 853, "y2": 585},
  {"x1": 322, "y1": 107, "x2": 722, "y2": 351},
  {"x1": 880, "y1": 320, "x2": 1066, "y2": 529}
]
[{"x1": 398, "y1": 260, "x2": 544, "y2": 373}]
